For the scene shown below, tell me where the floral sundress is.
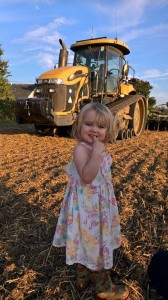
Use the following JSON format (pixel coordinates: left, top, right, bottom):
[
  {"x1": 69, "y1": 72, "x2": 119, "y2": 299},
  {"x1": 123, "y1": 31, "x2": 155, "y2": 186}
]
[{"x1": 52, "y1": 142, "x2": 121, "y2": 271}]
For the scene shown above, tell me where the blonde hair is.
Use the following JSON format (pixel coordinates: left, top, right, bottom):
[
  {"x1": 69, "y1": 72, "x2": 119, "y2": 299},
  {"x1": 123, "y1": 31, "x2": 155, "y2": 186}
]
[{"x1": 73, "y1": 102, "x2": 114, "y2": 143}]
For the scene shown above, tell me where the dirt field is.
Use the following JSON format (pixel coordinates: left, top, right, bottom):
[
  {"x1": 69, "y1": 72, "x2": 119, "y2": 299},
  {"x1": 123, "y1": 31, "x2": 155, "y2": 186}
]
[{"x1": 0, "y1": 122, "x2": 167, "y2": 300}]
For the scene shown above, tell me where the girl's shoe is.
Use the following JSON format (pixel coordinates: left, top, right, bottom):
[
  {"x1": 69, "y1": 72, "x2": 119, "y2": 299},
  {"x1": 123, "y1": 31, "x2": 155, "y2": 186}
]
[
  {"x1": 96, "y1": 285, "x2": 129, "y2": 300},
  {"x1": 91, "y1": 269, "x2": 129, "y2": 300},
  {"x1": 76, "y1": 263, "x2": 90, "y2": 291}
]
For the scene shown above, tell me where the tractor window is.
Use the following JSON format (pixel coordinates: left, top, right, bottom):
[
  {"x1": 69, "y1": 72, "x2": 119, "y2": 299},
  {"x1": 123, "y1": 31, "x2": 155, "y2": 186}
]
[
  {"x1": 73, "y1": 46, "x2": 106, "y2": 69},
  {"x1": 73, "y1": 49, "x2": 90, "y2": 67},
  {"x1": 73, "y1": 46, "x2": 107, "y2": 93},
  {"x1": 74, "y1": 53, "x2": 87, "y2": 66},
  {"x1": 107, "y1": 47, "x2": 122, "y2": 92}
]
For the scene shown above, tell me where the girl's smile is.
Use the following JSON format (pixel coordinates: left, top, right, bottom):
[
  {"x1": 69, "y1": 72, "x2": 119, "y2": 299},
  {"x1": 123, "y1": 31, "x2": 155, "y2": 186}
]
[{"x1": 80, "y1": 110, "x2": 107, "y2": 145}]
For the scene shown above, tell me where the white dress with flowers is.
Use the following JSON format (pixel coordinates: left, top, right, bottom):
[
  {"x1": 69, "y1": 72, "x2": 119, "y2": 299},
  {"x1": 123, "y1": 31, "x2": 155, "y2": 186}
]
[{"x1": 52, "y1": 142, "x2": 121, "y2": 271}]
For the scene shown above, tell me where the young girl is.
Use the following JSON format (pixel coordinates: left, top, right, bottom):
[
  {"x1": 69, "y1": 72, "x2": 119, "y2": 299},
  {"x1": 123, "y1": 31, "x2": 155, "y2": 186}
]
[{"x1": 52, "y1": 102, "x2": 129, "y2": 300}]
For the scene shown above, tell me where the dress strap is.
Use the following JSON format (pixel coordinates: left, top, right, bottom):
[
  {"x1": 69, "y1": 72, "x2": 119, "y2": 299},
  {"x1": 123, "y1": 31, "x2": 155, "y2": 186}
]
[{"x1": 79, "y1": 142, "x2": 92, "y2": 150}]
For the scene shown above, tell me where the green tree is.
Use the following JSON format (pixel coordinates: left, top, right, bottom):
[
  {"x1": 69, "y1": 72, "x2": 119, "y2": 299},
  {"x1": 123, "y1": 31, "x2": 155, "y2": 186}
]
[
  {"x1": 148, "y1": 96, "x2": 156, "y2": 109},
  {"x1": 0, "y1": 46, "x2": 14, "y2": 100},
  {"x1": 0, "y1": 46, "x2": 15, "y2": 120},
  {"x1": 133, "y1": 78, "x2": 153, "y2": 98}
]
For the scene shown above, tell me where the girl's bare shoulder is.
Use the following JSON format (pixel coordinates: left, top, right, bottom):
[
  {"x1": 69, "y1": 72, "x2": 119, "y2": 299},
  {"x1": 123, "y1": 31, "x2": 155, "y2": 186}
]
[
  {"x1": 74, "y1": 142, "x2": 92, "y2": 151},
  {"x1": 73, "y1": 142, "x2": 91, "y2": 158}
]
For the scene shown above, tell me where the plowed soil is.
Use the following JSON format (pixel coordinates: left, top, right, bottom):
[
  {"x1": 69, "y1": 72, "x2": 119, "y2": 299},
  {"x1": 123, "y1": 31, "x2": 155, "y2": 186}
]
[{"x1": 0, "y1": 122, "x2": 167, "y2": 300}]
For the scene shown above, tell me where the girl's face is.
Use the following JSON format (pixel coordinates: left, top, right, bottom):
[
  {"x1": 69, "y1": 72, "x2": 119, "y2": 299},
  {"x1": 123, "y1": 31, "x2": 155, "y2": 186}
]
[{"x1": 80, "y1": 110, "x2": 107, "y2": 145}]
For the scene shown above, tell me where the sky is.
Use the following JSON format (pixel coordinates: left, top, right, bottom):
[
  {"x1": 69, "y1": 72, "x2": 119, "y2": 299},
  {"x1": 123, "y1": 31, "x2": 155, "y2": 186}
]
[{"x1": 0, "y1": 0, "x2": 168, "y2": 105}]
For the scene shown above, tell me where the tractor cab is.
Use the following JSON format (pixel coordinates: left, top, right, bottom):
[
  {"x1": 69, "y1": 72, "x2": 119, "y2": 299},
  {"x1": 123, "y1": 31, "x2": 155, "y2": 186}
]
[{"x1": 71, "y1": 37, "x2": 130, "y2": 96}]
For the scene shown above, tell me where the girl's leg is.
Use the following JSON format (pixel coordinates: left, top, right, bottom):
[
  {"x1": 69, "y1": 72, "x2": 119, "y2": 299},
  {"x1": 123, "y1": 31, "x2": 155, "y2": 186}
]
[
  {"x1": 90, "y1": 269, "x2": 129, "y2": 300},
  {"x1": 76, "y1": 263, "x2": 91, "y2": 291}
]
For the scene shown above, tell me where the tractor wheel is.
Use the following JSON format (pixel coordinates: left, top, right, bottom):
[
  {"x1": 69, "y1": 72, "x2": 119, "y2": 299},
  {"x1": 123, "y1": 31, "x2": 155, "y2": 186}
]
[
  {"x1": 34, "y1": 125, "x2": 54, "y2": 136},
  {"x1": 130, "y1": 128, "x2": 134, "y2": 138},
  {"x1": 129, "y1": 98, "x2": 146, "y2": 136},
  {"x1": 118, "y1": 129, "x2": 126, "y2": 140},
  {"x1": 126, "y1": 128, "x2": 131, "y2": 138}
]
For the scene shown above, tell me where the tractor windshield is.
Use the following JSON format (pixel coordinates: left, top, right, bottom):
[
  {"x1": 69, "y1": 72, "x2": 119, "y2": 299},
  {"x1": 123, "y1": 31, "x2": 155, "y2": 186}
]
[
  {"x1": 73, "y1": 46, "x2": 105, "y2": 68},
  {"x1": 73, "y1": 45, "x2": 123, "y2": 94}
]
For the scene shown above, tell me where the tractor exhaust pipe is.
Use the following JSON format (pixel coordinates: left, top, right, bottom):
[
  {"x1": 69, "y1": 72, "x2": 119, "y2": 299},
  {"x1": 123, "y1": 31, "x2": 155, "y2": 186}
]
[{"x1": 58, "y1": 39, "x2": 69, "y2": 68}]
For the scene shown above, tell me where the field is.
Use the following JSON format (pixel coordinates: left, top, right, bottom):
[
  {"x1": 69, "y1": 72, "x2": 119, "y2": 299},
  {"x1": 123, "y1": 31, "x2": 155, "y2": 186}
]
[{"x1": 0, "y1": 122, "x2": 167, "y2": 300}]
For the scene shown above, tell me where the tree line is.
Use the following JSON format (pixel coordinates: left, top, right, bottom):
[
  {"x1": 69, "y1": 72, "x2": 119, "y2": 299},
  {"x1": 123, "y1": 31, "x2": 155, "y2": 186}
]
[
  {"x1": 0, "y1": 47, "x2": 15, "y2": 120},
  {"x1": 0, "y1": 45, "x2": 157, "y2": 121}
]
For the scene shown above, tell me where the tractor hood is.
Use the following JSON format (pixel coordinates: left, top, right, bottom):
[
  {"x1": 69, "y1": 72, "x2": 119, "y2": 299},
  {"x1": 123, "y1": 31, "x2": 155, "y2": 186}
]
[{"x1": 37, "y1": 66, "x2": 88, "y2": 85}]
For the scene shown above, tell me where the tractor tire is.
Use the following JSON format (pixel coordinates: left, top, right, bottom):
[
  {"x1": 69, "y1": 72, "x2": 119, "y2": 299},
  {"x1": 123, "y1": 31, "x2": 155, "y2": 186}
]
[
  {"x1": 129, "y1": 98, "x2": 146, "y2": 136},
  {"x1": 118, "y1": 129, "x2": 126, "y2": 140},
  {"x1": 126, "y1": 128, "x2": 131, "y2": 138},
  {"x1": 130, "y1": 128, "x2": 135, "y2": 138}
]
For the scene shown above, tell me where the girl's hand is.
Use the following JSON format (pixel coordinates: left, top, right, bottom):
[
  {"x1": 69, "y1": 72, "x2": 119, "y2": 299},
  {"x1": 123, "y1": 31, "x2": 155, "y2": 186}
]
[
  {"x1": 74, "y1": 139, "x2": 104, "y2": 184},
  {"x1": 92, "y1": 136, "x2": 105, "y2": 154}
]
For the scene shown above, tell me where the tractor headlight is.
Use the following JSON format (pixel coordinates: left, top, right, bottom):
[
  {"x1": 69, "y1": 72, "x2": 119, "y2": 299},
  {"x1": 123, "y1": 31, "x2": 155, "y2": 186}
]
[
  {"x1": 49, "y1": 78, "x2": 64, "y2": 84},
  {"x1": 36, "y1": 78, "x2": 64, "y2": 84},
  {"x1": 49, "y1": 88, "x2": 55, "y2": 93},
  {"x1": 36, "y1": 88, "x2": 41, "y2": 93}
]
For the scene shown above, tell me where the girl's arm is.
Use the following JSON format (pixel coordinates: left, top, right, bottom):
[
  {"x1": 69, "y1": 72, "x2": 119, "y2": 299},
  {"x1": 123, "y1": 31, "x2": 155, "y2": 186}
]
[{"x1": 73, "y1": 140, "x2": 104, "y2": 184}]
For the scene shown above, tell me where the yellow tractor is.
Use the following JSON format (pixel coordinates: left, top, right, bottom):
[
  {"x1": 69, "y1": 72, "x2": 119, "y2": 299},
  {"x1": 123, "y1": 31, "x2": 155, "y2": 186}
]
[{"x1": 15, "y1": 37, "x2": 147, "y2": 140}]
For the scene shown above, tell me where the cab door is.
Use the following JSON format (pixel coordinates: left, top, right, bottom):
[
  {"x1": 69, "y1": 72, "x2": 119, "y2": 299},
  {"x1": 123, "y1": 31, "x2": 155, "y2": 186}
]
[{"x1": 107, "y1": 47, "x2": 122, "y2": 93}]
